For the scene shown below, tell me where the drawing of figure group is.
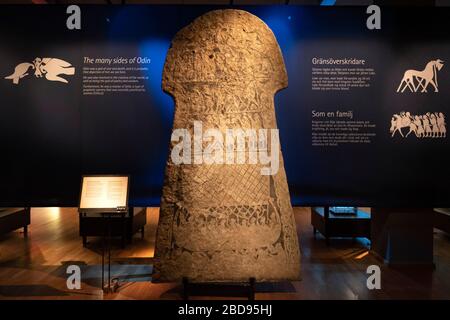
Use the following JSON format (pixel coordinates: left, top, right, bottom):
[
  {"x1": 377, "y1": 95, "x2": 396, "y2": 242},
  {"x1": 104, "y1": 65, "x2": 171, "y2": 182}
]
[{"x1": 390, "y1": 111, "x2": 446, "y2": 138}]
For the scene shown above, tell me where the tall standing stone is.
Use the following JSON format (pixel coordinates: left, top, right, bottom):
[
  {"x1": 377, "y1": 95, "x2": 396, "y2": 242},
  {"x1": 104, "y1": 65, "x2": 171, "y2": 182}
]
[{"x1": 153, "y1": 9, "x2": 300, "y2": 282}]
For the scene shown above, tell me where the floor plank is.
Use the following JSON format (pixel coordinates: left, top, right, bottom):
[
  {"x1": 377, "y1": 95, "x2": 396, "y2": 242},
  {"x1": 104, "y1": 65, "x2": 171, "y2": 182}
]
[{"x1": 0, "y1": 207, "x2": 449, "y2": 300}]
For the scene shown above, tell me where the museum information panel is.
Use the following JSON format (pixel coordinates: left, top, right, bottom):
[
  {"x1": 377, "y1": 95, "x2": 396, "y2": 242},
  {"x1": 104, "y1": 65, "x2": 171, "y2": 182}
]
[{"x1": 79, "y1": 176, "x2": 128, "y2": 210}]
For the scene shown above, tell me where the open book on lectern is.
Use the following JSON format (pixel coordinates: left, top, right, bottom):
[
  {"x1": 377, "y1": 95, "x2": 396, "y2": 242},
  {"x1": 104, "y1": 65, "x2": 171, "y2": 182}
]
[{"x1": 78, "y1": 175, "x2": 129, "y2": 213}]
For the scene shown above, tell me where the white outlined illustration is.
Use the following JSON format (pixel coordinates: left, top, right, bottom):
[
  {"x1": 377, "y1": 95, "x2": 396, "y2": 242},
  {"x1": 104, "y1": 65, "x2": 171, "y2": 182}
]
[
  {"x1": 397, "y1": 59, "x2": 444, "y2": 93},
  {"x1": 5, "y1": 57, "x2": 75, "y2": 84},
  {"x1": 390, "y1": 112, "x2": 446, "y2": 138}
]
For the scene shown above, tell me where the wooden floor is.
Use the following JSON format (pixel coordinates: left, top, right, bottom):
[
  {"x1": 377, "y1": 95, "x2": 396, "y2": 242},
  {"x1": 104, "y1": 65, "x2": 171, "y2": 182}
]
[{"x1": 0, "y1": 207, "x2": 449, "y2": 300}]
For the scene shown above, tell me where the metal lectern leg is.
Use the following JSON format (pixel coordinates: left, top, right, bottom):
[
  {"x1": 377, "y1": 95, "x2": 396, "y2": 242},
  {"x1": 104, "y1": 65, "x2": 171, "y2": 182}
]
[
  {"x1": 249, "y1": 277, "x2": 256, "y2": 300},
  {"x1": 182, "y1": 277, "x2": 189, "y2": 300},
  {"x1": 108, "y1": 213, "x2": 111, "y2": 293},
  {"x1": 102, "y1": 219, "x2": 105, "y2": 293}
]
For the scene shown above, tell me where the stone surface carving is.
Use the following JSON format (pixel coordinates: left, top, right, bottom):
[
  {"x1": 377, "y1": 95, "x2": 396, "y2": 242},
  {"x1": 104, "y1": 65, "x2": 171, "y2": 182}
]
[{"x1": 153, "y1": 9, "x2": 300, "y2": 282}]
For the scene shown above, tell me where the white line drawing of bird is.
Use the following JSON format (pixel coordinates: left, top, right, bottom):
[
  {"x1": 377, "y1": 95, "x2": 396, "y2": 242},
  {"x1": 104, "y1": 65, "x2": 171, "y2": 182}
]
[{"x1": 4, "y1": 62, "x2": 35, "y2": 84}]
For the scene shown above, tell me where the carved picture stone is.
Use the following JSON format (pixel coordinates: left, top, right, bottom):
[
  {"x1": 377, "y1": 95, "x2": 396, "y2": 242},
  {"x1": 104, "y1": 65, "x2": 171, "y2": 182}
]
[{"x1": 153, "y1": 9, "x2": 301, "y2": 282}]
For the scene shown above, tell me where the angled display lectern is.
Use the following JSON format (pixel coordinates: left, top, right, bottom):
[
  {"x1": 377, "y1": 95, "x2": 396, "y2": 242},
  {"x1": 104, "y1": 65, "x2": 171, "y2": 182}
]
[{"x1": 78, "y1": 175, "x2": 130, "y2": 293}]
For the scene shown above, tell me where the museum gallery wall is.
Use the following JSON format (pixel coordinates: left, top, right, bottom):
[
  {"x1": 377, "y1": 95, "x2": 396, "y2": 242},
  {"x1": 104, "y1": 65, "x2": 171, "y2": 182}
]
[{"x1": 0, "y1": 5, "x2": 449, "y2": 208}]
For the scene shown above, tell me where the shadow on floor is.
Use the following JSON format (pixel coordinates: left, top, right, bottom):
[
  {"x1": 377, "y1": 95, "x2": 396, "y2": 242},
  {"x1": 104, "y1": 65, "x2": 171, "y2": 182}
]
[
  {"x1": 50, "y1": 263, "x2": 153, "y2": 289},
  {"x1": 0, "y1": 285, "x2": 69, "y2": 297},
  {"x1": 162, "y1": 281, "x2": 297, "y2": 299}
]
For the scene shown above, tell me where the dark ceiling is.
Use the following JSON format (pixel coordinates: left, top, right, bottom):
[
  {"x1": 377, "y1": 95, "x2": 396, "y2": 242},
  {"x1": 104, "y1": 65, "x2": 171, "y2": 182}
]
[{"x1": 0, "y1": 0, "x2": 447, "y2": 6}]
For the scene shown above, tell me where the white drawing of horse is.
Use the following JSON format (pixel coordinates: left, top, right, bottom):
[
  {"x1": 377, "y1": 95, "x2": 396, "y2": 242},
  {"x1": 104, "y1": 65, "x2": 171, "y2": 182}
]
[
  {"x1": 390, "y1": 114, "x2": 417, "y2": 137},
  {"x1": 396, "y1": 59, "x2": 444, "y2": 93}
]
